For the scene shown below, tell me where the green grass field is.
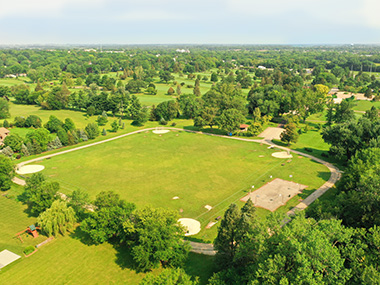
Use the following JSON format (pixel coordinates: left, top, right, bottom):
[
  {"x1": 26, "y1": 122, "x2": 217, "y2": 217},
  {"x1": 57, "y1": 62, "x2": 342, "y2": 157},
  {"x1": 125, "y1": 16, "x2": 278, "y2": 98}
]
[
  {"x1": 352, "y1": 100, "x2": 380, "y2": 112},
  {"x1": 0, "y1": 195, "x2": 214, "y2": 284},
  {"x1": 34, "y1": 131, "x2": 329, "y2": 242}
]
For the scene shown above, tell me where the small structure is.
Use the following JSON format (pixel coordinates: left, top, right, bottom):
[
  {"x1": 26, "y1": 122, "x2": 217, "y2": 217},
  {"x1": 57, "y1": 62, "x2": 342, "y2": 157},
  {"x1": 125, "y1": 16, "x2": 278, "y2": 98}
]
[
  {"x1": 0, "y1": 127, "x2": 10, "y2": 145},
  {"x1": 15, "y1": 225, "x2": 41, "y2": 243},
  {"x1": 240, "y1": 124, "x2": 249, "y2": 131}
]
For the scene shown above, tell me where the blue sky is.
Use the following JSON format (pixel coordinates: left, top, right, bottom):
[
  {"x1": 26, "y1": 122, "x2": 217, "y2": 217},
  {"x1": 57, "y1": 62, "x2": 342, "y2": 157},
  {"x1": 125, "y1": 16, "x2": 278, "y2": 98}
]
[{"x1": 0, "y1": 0, "x2": 379, "y2": 45}]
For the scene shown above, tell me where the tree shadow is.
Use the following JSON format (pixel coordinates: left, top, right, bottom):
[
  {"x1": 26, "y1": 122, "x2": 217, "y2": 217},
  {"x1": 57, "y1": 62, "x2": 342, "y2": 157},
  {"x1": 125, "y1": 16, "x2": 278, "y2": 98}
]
[
  {"x1": 112, "y1": 242, "x2": 141, "y2": 272},
  {"x1": 69, "y1": 226, "x2": 98, "y2": 246}
]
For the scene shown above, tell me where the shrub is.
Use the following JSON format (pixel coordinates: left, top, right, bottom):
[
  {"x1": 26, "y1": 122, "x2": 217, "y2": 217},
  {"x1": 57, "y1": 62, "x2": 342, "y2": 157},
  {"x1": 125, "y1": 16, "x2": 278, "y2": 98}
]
[
  {"x1": 171, "y1": 122, "x2": 177, "y2": 127},
  {"x1": 25, "y1": 115, "x2": 42, "y2": 128},
  {"x1": 14, "y1": 116, "x2": 26, "y2": 128},
  {"x1": 304, "y1": 147, "x2": 313, "y2": 152},
  {"x1": 111, "y1": 120, "x2": 119, "y2": 132},
  {"x1": 159, "y1": 117, "x2": 168, "y2": 125},
  {"x1": 3, "y1": 120, "x2": 9, "y2": 128},
  {"x1": 85, "y1": 123, "x2": 99, "y2": 139},
  {"x1": 321, "y1": 152, "x2": 329, "y2": 158},
  {"x1": 23, "y1": 246, "x2": 35, "y2": 255}
]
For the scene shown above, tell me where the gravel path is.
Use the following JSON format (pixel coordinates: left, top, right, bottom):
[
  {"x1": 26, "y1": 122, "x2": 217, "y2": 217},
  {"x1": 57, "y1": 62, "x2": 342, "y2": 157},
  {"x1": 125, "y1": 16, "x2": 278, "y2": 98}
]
[{"x1": 12, "y1": 127, "x2": 341, "y2": 255}]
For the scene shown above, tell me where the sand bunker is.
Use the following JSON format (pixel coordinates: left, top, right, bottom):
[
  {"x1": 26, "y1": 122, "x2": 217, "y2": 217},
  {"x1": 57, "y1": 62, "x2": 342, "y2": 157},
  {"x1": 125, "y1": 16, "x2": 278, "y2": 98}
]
[
  {"x1": 16, "y1": 165, "x2": 45, "y2": 175},
  {"x1": 152, "y1": 130, "x2": 170, "y2": 134},
  {"x1": 272, "y1": 151, "x2": 293, "y2": 159},
  {"x1": 178, "y1": 218, "x2": 201, "y2": 236}
]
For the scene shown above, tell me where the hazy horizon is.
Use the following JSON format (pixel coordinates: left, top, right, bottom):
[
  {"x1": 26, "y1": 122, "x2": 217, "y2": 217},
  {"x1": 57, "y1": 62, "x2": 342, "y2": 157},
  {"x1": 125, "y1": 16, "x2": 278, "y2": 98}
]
[{"x1": 1, "y1": 0, "x2": 379, "y2": 45}]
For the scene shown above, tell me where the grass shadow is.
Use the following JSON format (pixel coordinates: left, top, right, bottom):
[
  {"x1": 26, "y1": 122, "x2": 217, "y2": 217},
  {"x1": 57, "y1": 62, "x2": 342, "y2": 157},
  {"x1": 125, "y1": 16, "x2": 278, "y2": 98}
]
[
  {"x1": 184, "y1": 252, "x2": 216, "y2": 285},
  {"x1": 69, "y1": 226, "x2": 98, "y2": 246}
]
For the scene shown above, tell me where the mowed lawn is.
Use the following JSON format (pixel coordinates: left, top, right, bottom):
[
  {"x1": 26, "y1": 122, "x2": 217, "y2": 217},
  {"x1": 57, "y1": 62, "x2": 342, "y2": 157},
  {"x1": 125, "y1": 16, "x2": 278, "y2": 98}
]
[
  {"x1": 37, "y1": 131, "x2": 330, "y2": 225},
  {"x1": 0, "y1": 197, "x2": 215, "y2": 285}
]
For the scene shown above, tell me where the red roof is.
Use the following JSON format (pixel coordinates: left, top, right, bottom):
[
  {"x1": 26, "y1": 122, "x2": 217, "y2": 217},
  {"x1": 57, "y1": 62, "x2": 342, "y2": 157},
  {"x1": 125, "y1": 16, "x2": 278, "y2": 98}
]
[{"x1": 240, "y1": 124, "x2": 249, "y2": 128}]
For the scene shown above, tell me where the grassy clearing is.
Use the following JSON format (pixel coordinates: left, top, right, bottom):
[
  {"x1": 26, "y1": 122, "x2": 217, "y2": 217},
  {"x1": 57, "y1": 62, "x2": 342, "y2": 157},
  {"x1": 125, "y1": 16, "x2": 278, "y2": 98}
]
[
  {"x1": 35, "y1": 131, "x2": 329, "y2": 242},
  {"x1": 0, "y1": 196, "x2": 214, "y2": 284},
  {"x1": 352, "y1": 100, "x2": 380, "y2": 112}
]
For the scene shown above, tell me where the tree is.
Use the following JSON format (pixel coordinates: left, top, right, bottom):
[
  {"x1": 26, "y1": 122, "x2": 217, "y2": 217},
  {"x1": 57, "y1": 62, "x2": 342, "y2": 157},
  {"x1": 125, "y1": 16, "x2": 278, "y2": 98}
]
[
  {"x1": 0, "y1": 156, "x2": 14, "y2": 191},
  {"x1": 24, "y1": 173, "x2": 60, "y2": 215},
  {"x1": 81, "y1": 191, "x2": 136, "y2": 244},
  {"x1": 280, "y1": 123, "x2": 299, "y2": 145},
  {"x1": 111, "y1": 120, "x2": 119, "y2": 132},
  {"x1": 132, "y1": 107, "x2": 149, "y2": 126},
  {"x1": 153, "y1": 101, "x2": 180, "y2": 121},
  {"x1": 194, "y1": 107, "x2": 218, "y2": 128},
  {"x1": 334, "y1": 100, "x2": 355, "y2": 123},
  {"x1": 141, "y1": 268, "x2": 198, "y2": 285},
  {"x1": 3, "y1": 134, "x2": 24, "y2": 152},
  {"x1": 127, "y1": 206, "x2": 190, "y2": 271},
  {"x1": 45, "y1": 115, "x2": 64, "y2": 133},
  {"x1": 68, "y1": 189, "x2": 90, "y2": 220},
  {"x1": 211, "y1": 72, "x2": 218, "y2": 82},
  {"x1": 0, "y1": 98, "x2": 10, "y2": 119},
  {"x1": 57, "y1": 128, "x2": 69, "y2": 146},
  {"x1": 176, "y1": 85, "x2": 182, "y2": 95},
  {"x1": 85, "y1": 123, "x2": 99, "y2": 139},
  {"x1": 193, "y1": 85, "x2": 201, "y2": 96},
  {"x1": 217, "y1": 109, "x2": 245, "y2": 134},
  {"x1": 167, "y1": 87, "x2": 175, "y2": 95},
  {"x1": 25, "y1": 115, "x2": 42, "y2": 128},
  {"x1": 26, "y1": 128, "x2": 51, "y2": 151},
  {"x1": 63, "y1": 118, "x2": 76, "y2": 131},
  {"x1": 37, "y1": 200, "x2": 76, "y2": 237},
  {"x1": 159, "y1": 70, "x2": 174, "y2": 83},
  {"x1": 96, "y1": 112, "x2": 108, "y2": 126}
]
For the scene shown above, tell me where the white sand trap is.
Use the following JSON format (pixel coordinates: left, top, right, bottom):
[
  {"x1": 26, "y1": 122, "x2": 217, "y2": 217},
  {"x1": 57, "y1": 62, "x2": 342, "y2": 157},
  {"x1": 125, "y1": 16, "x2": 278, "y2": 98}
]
[
  {"x1": 152, "y1": 130, "x2": 170, "y2": 134},
  {"x1": 178, "y1": 218, "x2": 201, "y2": 236},
  {"x1": 0, "y1": 250, "x2": 21, "y2": 269},
  {"x1": 16, "y1": 165, "x2": 45, "y2": 175},
  {"x1": 172, "y1": 196, "x2": 180, "y2": 200},
  {"x1": 272, "y1": 152, "x2": 293, "y2": 159}
]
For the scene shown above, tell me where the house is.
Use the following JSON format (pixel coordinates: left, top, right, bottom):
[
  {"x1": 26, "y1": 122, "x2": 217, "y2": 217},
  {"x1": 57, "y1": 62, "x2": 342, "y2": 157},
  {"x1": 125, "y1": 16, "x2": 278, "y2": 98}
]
[
  {"x1": 240, "y1": 124, "x2": 249, "y2": 131},
  {"x1": 0, "y1": 127, "x2": 10, "y2": 144}
]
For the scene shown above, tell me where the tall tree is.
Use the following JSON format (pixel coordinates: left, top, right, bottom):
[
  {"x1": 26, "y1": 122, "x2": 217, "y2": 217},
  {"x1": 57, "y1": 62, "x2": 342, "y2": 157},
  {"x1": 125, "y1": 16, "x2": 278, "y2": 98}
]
[
  {"x1": 37, "y1": 200, "x2": 76, "y2": 237},
  {"x1": 126, "y1": 206, "x2": 191, "y2": 271}
]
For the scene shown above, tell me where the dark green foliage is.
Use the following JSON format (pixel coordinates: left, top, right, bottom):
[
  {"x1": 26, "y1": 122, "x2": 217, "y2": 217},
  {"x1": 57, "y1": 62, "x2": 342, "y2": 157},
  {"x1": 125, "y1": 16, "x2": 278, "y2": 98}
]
[
  {"x1": 216, "y1": 109, "x2": 245, "y2": 134},
  {"x1": 111, "y1": 120, "x2": 119, "y2": 132},
  {"x1": 24, "y1": 173, "x2": 60, "y2": 215},
  {"x1": 26, "y1": 128, "x2": 51, "y2": 151},
  {"x1": 3, "y1": 119, "x2": 9, "y2": 128},
  {"x1": 3, "y1": 134, "x2": 24, "y2": 152},
  {"x1": 63, "y1": 118, "x2": 76, "y2": 131},
  {"x1": 132, "y1": 107, "x2": 149, "y2": 126},
  {"x1": 153, "y1": 100, "x2": 180, "y2": 121},
  {"x1": 14, "y1": 116, "x2": 26, "y2": 127},
  {"x1": 81, "y1": 191, "x2": 136, "y2": 244},
  {"x1": 127, "y1": 206, "x2": 191, "y2": 271},
  {"x1": 0, "y1": 156, "x2": 14, "y2": 191},
  {"x1": 334, "y1": 100, "x2": 355, "y2": 123},
  {"x1": 280, "y1": 122, "x2": 299, "y2": 145},
  {"x1": 102, "y1": 128, "x2": 107, "y2": 136},
  {"x1": 178, "y1": 94, "x2": 201, "y2": 119},
  {"x1": 45, "y1": 115, "x2": 64, "y2": 133},
  {"x1": 25, "y1": 115, "x2": 42, "y2": 128},
  {"x1": 85, "y1": 123, "x2": 99, "y2": 139},
  {"x1": 1, "y1": 146, "x2": 14, "y2": 158},
  {"x1": 57, "y1": 128, "x2": 69, "y2": 146}
]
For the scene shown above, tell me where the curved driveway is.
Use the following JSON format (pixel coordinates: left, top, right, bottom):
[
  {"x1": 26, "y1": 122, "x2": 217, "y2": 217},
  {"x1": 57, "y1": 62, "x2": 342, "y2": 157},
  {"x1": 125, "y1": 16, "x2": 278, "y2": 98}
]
[{"x1": 13, "y1": 127, "x2": 341, "y2": 255}]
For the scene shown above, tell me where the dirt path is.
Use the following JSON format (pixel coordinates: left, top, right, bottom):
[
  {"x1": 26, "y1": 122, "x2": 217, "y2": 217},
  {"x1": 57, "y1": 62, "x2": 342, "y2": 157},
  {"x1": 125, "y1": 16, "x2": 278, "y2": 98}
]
[{"x1": 13, "y1": 127, "x2": 341, "y2": 255}]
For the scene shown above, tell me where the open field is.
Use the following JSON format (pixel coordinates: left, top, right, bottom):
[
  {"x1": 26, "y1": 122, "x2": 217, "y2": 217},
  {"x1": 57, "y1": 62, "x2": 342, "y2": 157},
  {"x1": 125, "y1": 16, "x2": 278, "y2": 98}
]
[
  {"x1": 352, "y1": 100, "x2": 380, "y2": 112},
  {"x1": 33, "y1": 130, "x2": 330, "y2": 241},
  {"x1": 0, "y1": 195, "x2": 214, "y2": 284}
]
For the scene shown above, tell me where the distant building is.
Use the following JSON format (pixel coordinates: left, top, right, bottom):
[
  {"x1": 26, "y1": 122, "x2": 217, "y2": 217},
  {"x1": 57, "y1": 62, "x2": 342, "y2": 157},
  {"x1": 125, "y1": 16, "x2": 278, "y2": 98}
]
[
  {"x1": 0, "y1": 128, "x2": 10, "y2": 144},
  {"x1": 257, "y1": 66, "x2": 266, "y2": 70}
]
